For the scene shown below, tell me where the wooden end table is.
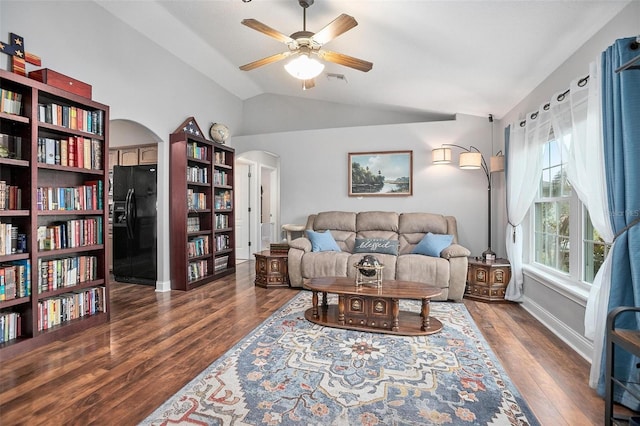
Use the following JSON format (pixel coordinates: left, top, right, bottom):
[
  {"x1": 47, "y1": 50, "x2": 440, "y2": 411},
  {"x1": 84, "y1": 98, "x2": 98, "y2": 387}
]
[
  {"x1": 303, "y1": 277, "x2": 443, "y2": 336},
  {"x1": 254, "y1": 250, "x2": 289, "y2": 288},
  {"x1": 465, "y1": 257, "x2": 511, "y2": 302}
]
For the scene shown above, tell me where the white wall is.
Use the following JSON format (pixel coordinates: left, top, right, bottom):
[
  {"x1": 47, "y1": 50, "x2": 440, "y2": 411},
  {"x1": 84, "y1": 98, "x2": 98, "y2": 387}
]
[
  {"x1": 0, "y1": 0, "x2": 244, "y2": 291},
  {"x1": 234, "y1": 113, "x2": 497, "y2": 257},
  {"x1": 495, "y1": 1, "x2": 640, "y2": 360}
]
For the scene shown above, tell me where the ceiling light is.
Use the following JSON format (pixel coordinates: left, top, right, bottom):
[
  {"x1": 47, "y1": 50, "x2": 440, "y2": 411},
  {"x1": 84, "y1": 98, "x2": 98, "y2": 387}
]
[{"x1": 284, "y1": 54, "x2": 325, "y2": 80}]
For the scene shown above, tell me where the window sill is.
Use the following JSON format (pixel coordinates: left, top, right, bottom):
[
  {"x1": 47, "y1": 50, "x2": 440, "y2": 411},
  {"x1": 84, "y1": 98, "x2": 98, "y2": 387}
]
[{"x1": 522, "y1": 264, "x2": 590, "y2": 307}]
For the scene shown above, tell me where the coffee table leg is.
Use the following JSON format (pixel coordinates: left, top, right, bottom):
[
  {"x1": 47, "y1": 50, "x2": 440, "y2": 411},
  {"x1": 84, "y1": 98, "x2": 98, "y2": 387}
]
[
  {"x1": 392, "y1": 298, "x2": 400, "y2": 332},
  {"x1": 421, "y1": 298, "x2": 430, "y2": 331},
  {"x1": 338, "y1": 295, "x2": 345, "y2": 325},
  {"x1": 312, "y1": 291, "x2": 319, "y2": 319},
  {"x1": 322, "y1": 291, "x2": 328, "y2": 312}
]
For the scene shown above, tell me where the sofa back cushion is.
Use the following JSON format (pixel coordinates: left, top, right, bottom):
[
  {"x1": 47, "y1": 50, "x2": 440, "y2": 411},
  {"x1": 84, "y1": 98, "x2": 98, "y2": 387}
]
[
  {"x1": 312, "y1": 211, "x2": 357, "y2": 252},
  {"x1": 398, "y1": 213, "x2": 458, "y2": 255}
]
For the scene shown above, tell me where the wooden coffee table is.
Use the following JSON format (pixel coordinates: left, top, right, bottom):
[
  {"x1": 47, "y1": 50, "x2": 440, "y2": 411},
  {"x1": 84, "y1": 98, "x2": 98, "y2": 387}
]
[{"x1": 303, "y1": 277, "x2": 443, "y2": 336}]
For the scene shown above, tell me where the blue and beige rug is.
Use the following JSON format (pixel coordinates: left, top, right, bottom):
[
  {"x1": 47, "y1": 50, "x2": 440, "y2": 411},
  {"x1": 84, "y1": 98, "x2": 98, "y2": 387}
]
[{"x1": 141, "y1": 292, "x2": 539, "y2": 425}]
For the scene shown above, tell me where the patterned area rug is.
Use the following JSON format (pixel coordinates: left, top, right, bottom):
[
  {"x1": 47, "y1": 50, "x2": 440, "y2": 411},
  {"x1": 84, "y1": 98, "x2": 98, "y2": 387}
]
[{"x1": 140, "y1": 292, "x2": 539, "y2": 425}]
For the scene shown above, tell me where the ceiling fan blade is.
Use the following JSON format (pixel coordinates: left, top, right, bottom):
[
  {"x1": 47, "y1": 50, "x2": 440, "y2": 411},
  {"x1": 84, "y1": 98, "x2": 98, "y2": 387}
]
[
  {"x1": 239, "y1": 51, "x2": 293, "y2": 71},
  {"x1": 241, "y1": 19, "x2": 294, "y2": 44},
  {"x1": 311, "y1": 14, "x2": 358, "y2": 45},
  {"x1": 318, "y1": 50, "x2": 373, "y2": 72},
  {"x1": 302, "y1": 79, "x2": 315, "y2": 90}
]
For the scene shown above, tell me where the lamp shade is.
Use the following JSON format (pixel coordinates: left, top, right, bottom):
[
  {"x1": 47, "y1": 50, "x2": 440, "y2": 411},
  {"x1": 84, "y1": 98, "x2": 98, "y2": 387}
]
[
  {"x1": 490, "y1": 154, "x2": 505, "y2": 172},
  {"x1": 459, "y1": 152, "x2": 482, "y2": 169},
  {"x1": 284, "y1": 54, "x2": 325, "y2": 80},
  {"x1": 431, "y1": 147, "x2": 452, "y2": 164}
]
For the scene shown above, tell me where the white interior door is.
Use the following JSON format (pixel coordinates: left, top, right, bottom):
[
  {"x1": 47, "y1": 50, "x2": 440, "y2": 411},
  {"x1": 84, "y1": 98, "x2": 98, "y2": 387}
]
[{"x1": 234, "y1": 162, "x2": 252, "y2": 260}]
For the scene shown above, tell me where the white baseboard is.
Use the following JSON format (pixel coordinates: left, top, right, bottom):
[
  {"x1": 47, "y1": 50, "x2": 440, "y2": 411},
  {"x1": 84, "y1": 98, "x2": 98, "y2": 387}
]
[
  {"x1": 155, "y1": 280, "x2": 172, "y2": 292},
  {"x1": 522, "y1": 296, "x2": 593, "y2": 363}
]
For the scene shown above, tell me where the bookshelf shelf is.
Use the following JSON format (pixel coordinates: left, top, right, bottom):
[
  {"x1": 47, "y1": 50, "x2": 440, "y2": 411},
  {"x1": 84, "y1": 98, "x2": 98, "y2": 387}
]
[
  {"x1": 170, "y1": 119, "x2": 235, "y2": 291},
  {"x1": 0, "y1": 68, "x2": 109, "y2": 360}
]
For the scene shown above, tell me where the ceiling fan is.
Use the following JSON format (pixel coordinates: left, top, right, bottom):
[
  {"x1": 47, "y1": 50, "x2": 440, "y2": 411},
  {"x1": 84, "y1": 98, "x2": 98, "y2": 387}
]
[{"x1": 239, "y1": 0, "x2": 373, "y2": 89}]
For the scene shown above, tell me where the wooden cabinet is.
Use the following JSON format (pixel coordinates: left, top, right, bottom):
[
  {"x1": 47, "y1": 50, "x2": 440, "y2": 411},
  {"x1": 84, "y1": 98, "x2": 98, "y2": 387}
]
[
  {"x1": 138, "y1": 145, "x2": 157, "y2": 164},
  {"x1": 118, "y1": 148, "x2": 139, "y2": 166},
  {"x1": 108, "y1": 149, "x2": 119, "y2": 170},
  {"x1": 465, "y1": 257, "x2": 511, "y2": 302},
  {"x1": 254, "y1": 250, "x2": 289, "y2": 288},
  {"x1": 0, "y1": 68, "x2": 109, "y2": 360},
  {"x1": 169, "y1": 119, "x2": 235, "y2": 290}
]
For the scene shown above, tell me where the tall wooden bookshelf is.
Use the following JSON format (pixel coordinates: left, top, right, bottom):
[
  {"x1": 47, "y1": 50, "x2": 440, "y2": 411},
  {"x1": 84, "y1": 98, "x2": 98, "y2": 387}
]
[
  {"x1": 0, "y1": 68, "x2": 109, "y2": 361},
  {"x1": 169, "y1": 119, "x2": 235, "y2": 291}
]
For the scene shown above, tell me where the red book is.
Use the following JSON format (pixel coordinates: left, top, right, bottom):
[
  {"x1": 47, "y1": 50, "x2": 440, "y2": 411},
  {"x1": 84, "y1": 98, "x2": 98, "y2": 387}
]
[
  {"x1": 68, "y1": 137, "x2": 76, "y2": 167},
  {"x1": 76, "y1": 137, "x2": 84, "y2": 169}
]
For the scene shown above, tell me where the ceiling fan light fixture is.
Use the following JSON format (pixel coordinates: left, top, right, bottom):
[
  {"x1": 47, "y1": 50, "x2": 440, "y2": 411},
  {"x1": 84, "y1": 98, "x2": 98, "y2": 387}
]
[{"x1": 284, "y1": 54, "x2": 325, "y2": 80}]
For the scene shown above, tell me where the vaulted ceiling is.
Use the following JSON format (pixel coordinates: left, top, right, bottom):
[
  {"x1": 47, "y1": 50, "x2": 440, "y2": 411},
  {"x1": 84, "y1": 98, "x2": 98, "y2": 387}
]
[{"x1": 99, "y1": 0, "x2": 630, "y2": 119}]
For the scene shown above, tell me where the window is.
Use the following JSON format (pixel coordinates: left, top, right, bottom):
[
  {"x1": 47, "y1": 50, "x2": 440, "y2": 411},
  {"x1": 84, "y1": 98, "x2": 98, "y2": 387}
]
[
  {"x1": 532, "y1": 138, "x2": 609, "y2": 284},
  {"x1": 534, "y1": 139, "x2": 571, "y2": 273}
]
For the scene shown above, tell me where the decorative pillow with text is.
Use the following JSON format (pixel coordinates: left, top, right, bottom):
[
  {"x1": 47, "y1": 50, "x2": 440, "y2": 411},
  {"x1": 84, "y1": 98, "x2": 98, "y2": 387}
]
[{"x1": 353, "y1": 238, "x2": 399, "y2": 255}]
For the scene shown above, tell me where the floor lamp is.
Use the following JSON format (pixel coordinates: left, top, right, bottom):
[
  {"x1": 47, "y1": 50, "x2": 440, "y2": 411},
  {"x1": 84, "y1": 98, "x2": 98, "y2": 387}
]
[{"x1": 432, "y1": 119, "x2": 504, "y2": 260}]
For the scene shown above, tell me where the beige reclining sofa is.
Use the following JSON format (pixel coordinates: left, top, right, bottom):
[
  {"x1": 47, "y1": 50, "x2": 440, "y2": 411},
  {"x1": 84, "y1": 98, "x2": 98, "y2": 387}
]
[{"x1": 287, "y1": 211, "x2": 471, "y2": 301}]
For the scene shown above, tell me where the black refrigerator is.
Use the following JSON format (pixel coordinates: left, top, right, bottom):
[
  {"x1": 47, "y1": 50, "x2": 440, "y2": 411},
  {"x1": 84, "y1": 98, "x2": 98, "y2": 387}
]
[{"x1": 112, "y1": 165, "x2": 157, "y2": 285}]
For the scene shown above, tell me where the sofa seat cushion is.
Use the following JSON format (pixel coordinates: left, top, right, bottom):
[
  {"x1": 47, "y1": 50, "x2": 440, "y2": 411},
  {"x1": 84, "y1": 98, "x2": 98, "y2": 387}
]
[
  {"x1": 396, "y1": 254, "x2": 450, "y2": 289},
  {"x1": 301, "y1": 251, "x2": 352, "y2": 278}
]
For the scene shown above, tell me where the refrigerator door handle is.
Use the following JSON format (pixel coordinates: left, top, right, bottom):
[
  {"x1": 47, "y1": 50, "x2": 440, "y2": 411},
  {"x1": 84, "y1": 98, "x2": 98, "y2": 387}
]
[
  {"x1": 125, "y1": 188, "x2": 134, "y2": 239},
  {"x1": 130, "y1": 190, "x2": 138, "y2": 235}
]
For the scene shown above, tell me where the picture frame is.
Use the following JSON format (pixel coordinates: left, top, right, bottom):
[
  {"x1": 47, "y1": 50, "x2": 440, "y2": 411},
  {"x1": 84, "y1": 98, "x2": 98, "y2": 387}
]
[{"x1": 348, "y1": 150, "x2": 413, "y2": 196}]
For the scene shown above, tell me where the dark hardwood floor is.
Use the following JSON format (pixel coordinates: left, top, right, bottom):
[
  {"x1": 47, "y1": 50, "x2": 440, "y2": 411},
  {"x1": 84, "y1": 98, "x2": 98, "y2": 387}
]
[{"x1": 0, "y1": 261, "x2": 612, "y2": 425}]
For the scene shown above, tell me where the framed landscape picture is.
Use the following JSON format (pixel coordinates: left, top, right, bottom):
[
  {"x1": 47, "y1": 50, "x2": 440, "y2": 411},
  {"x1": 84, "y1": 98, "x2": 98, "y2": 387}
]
[{"x1": 348, "y1": 150, "x2": 413, "y2": 196}]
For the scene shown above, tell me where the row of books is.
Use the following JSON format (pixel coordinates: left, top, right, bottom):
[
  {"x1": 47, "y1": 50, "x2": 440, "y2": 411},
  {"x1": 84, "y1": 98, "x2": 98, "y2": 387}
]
[
  {"x1": 38, "y1": 103, "x2": 104, "y2": 136},
  {"x1": 187, "y1": 142, "x2": 208, "y2": 161},
  {"x1": 0, "y1": 222, "x2": 27, "y2": 255},
  {"x1": 36, "y1": 180, "x2": 103, "y2": 211},
  {"x1": 214, "y1": 255, "x2": 229, "y2": 272},
  {"x1": 37, "y1": 255, "x2": 98, "y2": 294},
  {"x1": 213, "y1": 170, "x2": 229, "y2": 186},
  {"x1": 214, "y1": 151, "x2": 228, "y2": 166},
  {"x1": 37, "y1": 286, "x2": 106, "y2": 331},
  {"x1": 1, "y1": 88, "x2": 22, "y2": 115},
  {"x1": 187, "y1": 165, "x2": 208, "y2": 184},
  {"x1": 0, "y1": 260, "x2": 31, "y2": 301},
  {"x1": 215, "y1": 234, "x2": 231, "y2": 251},
  {"x1": 187, "y1": 216, "x2": 200, "y2": 233},
  {"x1": 37, "y1": 136, "x2": 103, "y2": 170},
  {"x1": 0, "y1": 133, "x2": 23, "y2": 160},
  {"x1": 187, "y1": 189, "x2": 207, "y2": 210},
  {"x1": 187, "y1": 259, "x2": 209, "y2": 282},
  {"x1": 215, "y1": 214, "x2": 229, "y2": 230},
  {"x1": 214, "y1": 190, "x2": 232, "y2": 210},
  {"x1": 0, "y1": 181, "x2": 22, "y2": 210},
  {"x1": 187, "y1": 236, "x2": 210, "y2": 258},
  {"x1": 0, "y1": 311, "x2": 21, "y2": 343},
  {"x1": 37, "y1": 217, "x2": 103, "y2": 251}
]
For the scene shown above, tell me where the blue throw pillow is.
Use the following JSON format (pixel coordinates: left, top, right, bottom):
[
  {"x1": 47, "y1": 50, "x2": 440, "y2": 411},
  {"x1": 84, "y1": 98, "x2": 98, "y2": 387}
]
[
  {"x1": 306, "y1": 230, "x2": 341, "y2": 252},
  {"x1": 353, "y1": 238, "x2": 399, "y2": 255},
  {"x1": 412, "y1": 232, "x2": 453, "y2": 257}
]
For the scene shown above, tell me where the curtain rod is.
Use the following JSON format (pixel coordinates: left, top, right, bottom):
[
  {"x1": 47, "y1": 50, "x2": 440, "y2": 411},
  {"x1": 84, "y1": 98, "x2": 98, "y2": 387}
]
[
  {"x1": 615, "y1": 38, "x2": 640, "y2": 73},
  {"x1": 519, "y1": 75, "x2": 589, "y2": 127}
]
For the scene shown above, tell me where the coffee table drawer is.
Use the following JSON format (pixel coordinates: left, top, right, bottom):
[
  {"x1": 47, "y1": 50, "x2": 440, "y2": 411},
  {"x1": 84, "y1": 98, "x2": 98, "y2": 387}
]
[{"x1": 344, "y1": 295, "x2": 393, "y2": 330}]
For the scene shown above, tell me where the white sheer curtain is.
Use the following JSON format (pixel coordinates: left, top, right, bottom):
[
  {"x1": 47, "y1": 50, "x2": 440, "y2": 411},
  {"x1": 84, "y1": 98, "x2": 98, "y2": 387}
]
[
  {"x1": 504, "y1": 106, "x2": 551, "y2": 301},
  {"x1": 549, "y1": 59, "x2": 614, "y2": 388}
]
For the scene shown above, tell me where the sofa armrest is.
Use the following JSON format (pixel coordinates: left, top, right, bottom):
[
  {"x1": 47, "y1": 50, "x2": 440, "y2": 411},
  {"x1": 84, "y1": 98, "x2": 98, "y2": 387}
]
[
  {"x1": 447, "y1": 256, "x2": 469, "y2": 302},
  {"x1": 440, "y1": 244, "x2": 471, "y2": 259},
  {"x1": 287, "y1": 237, "x2": 311, "y2": 287},
  {"x1": 289, "y1": 237, "x2": 311, "y2": 253}
]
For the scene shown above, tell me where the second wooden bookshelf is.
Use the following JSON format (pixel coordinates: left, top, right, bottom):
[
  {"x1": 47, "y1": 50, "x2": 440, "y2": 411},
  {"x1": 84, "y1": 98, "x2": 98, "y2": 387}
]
[{"x1": 169, "y1": 121, "x2": 235, "y2": 291}]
